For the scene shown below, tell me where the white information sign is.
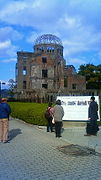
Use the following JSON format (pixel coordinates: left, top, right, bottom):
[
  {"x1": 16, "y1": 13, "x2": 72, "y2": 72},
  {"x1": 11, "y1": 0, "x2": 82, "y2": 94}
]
[{"x1": 57, "y1": 96, "x2": 100, "y2": 121}]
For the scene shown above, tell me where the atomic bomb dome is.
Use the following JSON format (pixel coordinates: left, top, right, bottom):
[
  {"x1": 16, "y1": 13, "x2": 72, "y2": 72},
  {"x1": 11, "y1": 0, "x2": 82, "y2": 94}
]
[
  {"x1": 34, "y1": 34, "x2": 62, "y2": 46},
  {"x1": 16, "y1": 33, "x2": 86, "y2": 103}
]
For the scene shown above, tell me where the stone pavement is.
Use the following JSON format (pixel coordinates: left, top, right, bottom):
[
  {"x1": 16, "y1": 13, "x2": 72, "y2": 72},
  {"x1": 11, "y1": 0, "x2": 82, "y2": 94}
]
[
  {"x1": 62, "y1": 126, "x2": 101, "y2": 153},
  {"x1": 41, "y1": 122, "x2": 101, "y2": 153},
  {"x1": 0, "y1": 118, "x2": 101, "y2": 180}
]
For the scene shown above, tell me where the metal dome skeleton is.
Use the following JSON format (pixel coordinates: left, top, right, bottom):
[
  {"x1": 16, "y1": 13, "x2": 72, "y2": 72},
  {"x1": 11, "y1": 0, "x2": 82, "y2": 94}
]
[{"x1": 34, "y1": 34, "x2": 62, "y2": 46}]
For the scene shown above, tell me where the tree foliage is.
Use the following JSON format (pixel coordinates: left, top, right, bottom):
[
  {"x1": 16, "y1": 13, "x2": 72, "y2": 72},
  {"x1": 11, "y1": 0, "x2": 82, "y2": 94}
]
[
  {"x1": 8, "y1": 79, "x2": 16, "y2": 97},
  {"x1": 78, "y1": 64, "x2": 101, "y2": 89}
]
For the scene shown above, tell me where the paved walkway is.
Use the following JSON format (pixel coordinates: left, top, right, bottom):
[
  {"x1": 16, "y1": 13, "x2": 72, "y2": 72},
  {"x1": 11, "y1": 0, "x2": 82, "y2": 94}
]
[
  {"x1": 41, "y1": 123, "x2": 101, "y2": 153},
  {"x1": 62, "y1": 126, "x2": 101, "y2": 153},
  {"x1": 0, "y1": 118, "x2": 101, "y2": 180}
]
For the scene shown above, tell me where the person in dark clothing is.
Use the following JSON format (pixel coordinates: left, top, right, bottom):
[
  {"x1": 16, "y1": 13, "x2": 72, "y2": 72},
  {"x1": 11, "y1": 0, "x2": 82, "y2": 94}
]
[
  {"x1": 84, "y1": 96, "x2": 99, "y2": 136},
  {"x1": 0, "y1": 98, "x2": 11, "y2": 143},
  {"x1": 45, "y1": 102, "x2": 54, "y2": 132}
]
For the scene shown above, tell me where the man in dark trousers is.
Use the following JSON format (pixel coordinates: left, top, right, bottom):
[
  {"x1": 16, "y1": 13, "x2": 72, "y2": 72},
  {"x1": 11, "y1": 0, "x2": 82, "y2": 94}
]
[{"x1": 84, "y1": 96, "x2": 99, "y2": 136}]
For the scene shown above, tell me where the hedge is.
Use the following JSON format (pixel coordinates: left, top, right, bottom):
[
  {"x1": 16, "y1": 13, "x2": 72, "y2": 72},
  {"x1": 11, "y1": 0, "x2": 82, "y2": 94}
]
[
  {"x1": 9, "y1": 102, "x2": 101, "y2": 126},
  {"x1": 9, "y1": 102, "x2": 48, "y2": 126}
]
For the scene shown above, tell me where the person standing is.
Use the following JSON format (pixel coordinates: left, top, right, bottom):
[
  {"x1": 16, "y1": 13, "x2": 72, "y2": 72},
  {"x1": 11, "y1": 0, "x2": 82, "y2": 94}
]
[
  {"x1": 85, "y1": 96, "x2": 99, "y2": 136},
  {"x1": 45, "y1": 102, "x2": 54, "y2": 132},
  {"x1": 0, "y1": 98, "x2": 11, "y2": 143},
  {"x1": 53, "y1": 100, "x2": 64, "y2": 138}
]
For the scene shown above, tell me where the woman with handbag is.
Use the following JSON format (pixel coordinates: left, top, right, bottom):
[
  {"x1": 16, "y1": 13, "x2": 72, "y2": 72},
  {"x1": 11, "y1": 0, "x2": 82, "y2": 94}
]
[{"x1": 45, "y1": 102, "x2": 54, "y2": 132}]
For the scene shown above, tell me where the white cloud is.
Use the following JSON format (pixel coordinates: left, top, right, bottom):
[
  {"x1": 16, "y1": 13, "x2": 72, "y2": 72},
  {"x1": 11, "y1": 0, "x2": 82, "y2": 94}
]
[
  {"x1": 0, "y1": 40, "x2": 11, "y2": 49},
  {"x1": 0, "y1": 26, "x2": 23, "y2": 59},
  {"x1": 0, "y1": 0, "x2": 61, "y2": 27},
  {"x1": 68, "y1": 58, "x2": 86, "y2": 65},
  {"x1": 26, "y1": 32, "x2": 40, "y2": 44},
  {"x1": 1, "y1": 58, "x2": 17, "y2": 63},
  {"x1": 0, "y1": 26, "x2": 23, "y2": 41},
  {"x1": 0, "y1": 0, "x2": 101, "y2": 69},
  {"x1": 66, "y1": 57, "x2": 87, "y2": 70},
  {"x1": 0, "y1": 1, "x2": 27, "y2": 17},
  {"x1": 0, "y1": 39, "x2": 17, "y2": 58}
]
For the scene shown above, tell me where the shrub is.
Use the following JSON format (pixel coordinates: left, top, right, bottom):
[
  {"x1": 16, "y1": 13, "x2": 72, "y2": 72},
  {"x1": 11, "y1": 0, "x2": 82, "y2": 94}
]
[
  {"x1": 8, "y1": 102, "x2": 101, "y2": 126},
  {"x1": 9, "y1": 102, "x2": 48, "y2": 126}
]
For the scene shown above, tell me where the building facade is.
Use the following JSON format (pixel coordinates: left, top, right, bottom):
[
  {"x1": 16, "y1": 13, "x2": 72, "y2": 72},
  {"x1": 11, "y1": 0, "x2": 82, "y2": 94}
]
[{"x1": 15, "y1": 34, "x2": 86, "y2": 102}]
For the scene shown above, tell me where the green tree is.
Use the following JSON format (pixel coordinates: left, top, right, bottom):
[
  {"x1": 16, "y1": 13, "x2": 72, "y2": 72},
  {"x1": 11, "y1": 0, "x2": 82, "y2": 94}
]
[
  {"x1": 78, "y1": 64, "x2": 101, "y2": 89},
  {"x1": 8, "y1": 79, "x2": 16, "y2": 98}
]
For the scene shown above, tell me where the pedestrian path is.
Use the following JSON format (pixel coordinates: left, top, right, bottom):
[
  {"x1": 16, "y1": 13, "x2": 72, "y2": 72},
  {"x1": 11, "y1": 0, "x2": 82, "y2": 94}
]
[
  {"x1": 40, "y1": 123, "x2": 101, "y2": 153},
  {"x1": 62, "y1": 126, "x2": 101, "y2": 153},
  {"x1": 0, "y1": 118, "x2": 101, "y2": 180}
]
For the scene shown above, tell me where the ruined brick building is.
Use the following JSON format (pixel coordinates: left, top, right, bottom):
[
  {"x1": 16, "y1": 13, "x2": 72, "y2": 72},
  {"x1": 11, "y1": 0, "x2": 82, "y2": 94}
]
[{"x1": 15, "y1": 34, "x2": 86, "y2": 102}]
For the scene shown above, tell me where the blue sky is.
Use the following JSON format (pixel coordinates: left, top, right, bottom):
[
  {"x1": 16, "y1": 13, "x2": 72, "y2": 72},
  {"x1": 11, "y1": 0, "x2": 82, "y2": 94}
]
[{"x1": 0, "y1": 0, "x2": 101, "y2": 87}]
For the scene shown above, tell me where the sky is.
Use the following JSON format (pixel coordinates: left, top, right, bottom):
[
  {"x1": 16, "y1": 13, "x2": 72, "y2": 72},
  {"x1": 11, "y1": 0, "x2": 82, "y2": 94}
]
[{"x1": 0, "y1": 0, "x2": 101, "y2": 87}]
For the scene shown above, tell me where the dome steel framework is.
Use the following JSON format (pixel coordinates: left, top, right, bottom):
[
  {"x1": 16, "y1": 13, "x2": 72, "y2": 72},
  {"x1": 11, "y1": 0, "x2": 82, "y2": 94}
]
[{"x1": 34, "y1": 34, "x2": 62, "y2": 46}]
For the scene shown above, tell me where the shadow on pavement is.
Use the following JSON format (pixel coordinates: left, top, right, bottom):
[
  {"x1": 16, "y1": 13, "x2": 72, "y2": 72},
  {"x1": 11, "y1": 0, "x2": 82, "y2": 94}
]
[
  {"x1": 9, "y1": 128, "x2": 22, "y2": 141},
  {"x1": 58, "y1": 144, "x2": 101, "y2": 157}
]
